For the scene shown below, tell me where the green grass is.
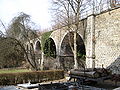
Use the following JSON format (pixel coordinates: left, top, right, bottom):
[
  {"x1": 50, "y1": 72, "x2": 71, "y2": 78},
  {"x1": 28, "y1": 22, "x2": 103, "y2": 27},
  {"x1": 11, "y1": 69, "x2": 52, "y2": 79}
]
[{"x1": 0, "y1": 69, "x2": 31, "y2": 74}]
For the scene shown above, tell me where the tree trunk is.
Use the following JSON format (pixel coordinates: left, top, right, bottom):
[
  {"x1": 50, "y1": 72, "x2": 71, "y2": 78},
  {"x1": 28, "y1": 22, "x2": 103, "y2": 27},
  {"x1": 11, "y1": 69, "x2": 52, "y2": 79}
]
[
  {"x1": 69, "y1": 70, "x2": 100, "y2": 78},
  {"x1": 73, "y1": 0, "x2": 80, "y2": 69},
  {"x1": 74, "y1": 31, "x2": 78, "y2": 69},
  {"x1": 40, "y1": 52, "x2": 44, "y2": 70}
]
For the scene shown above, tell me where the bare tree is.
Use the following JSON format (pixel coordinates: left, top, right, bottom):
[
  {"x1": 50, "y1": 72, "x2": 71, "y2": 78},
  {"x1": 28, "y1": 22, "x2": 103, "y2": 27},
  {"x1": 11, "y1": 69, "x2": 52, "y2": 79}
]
[
  {"x1": 51, "y1": 0, "x2": 90, "y2": 69},
  {"x1": 1, "y1": 12, "x2": 41, "y2": 70}
]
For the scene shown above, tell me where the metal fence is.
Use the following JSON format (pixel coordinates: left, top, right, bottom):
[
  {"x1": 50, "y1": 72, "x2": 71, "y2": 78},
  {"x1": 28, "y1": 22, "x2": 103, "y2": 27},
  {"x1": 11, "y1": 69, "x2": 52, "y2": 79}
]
[{"x1": 80, "y1": 0, "x2": 120, "y2": 19}]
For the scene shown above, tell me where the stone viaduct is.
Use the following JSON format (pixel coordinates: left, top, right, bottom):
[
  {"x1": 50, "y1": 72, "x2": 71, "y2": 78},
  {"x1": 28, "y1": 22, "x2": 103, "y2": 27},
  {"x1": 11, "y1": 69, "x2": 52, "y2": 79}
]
[{"x1": 26, "y1": 7, "x2": 120, "y2": 70}]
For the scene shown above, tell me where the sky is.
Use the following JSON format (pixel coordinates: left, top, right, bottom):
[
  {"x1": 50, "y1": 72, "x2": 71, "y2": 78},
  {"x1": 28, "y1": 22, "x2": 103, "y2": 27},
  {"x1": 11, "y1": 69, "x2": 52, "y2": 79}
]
[{"x1": 0, "y1": 0, "x2": 52, "y2": 33}]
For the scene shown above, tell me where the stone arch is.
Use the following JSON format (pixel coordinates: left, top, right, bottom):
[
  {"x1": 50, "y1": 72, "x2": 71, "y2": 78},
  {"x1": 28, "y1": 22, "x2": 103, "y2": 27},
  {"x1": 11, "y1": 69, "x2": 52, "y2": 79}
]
[
  {"x1": 43, "y1": 38, "x2": 57, "y2": 58},
  {"x1": 59, "y1": 31, "x2": 84, "y2": 54},
  {"x1": 35, "y1": 41, "x2": 41, "y2": 51},
  {"x1": 59, "y1": 31, "x2": 86, "y2": 70}
]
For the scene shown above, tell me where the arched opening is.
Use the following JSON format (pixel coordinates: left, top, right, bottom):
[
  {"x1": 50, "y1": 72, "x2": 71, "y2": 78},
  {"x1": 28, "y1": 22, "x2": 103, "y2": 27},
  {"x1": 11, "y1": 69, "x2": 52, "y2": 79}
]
[
  {"x1": 26, "y1": 44, "x2": 29, "y2": 53},
  {"x1": 60, "y1": 32, "x2": 86, "y2": 70},
  {"x1": 35, "y1": 41, "x2": 41, "y2": 51},
  {"x1": 43, "y1": 38, "x2": 56, "y2": 58},
  {"x1": 30, "y1": 43, "x2": 34, "y2": 51},
  {"x1": 26, "y1": 44, "x2": 29, "y2": 51}
]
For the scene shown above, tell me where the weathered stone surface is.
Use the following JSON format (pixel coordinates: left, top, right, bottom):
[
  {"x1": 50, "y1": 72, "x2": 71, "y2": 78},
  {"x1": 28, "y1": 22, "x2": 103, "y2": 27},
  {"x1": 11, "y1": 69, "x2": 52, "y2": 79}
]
[{"x1": 94, "y1": 8, "x2": 120, "y2": 68}]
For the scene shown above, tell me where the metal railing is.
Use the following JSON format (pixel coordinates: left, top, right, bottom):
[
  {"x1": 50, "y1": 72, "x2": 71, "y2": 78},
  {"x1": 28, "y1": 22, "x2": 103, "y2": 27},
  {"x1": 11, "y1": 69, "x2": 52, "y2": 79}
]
[{"x1": 80, "y1": 0, "x2": 120, "y2": 19}]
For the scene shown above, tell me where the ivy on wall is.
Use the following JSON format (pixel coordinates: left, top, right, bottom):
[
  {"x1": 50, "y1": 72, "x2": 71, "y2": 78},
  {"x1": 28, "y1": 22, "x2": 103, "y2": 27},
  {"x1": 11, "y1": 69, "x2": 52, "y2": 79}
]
[
  {"x1": 43, "y1": 38, "x2": 56, "y2": 58},
  {"x1": 41, "y1": 31, "x2": 56, "y2": 58},
  {"x1": 41, "y1": 31, "x2": 53, "y2": 51}
]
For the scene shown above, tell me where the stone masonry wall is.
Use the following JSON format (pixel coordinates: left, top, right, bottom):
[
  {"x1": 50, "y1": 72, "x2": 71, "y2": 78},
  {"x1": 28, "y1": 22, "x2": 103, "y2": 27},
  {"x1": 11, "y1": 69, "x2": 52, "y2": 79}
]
[{"x1": 94, "y1": 8, "x2": 120, "y2": 68}]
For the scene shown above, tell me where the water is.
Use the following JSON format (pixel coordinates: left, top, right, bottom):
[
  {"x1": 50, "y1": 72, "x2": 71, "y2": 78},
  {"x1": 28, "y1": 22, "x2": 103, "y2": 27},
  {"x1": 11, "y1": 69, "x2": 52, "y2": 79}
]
[
  {"x1": 0, "y1": 82, "x2": 117, "y2": 90},
  {"x1": 0, "y1": 85, "x2": 115, "y2": 90},
  {"x1": 0, "y1": 86, "x2": 20, "y2": 90}
]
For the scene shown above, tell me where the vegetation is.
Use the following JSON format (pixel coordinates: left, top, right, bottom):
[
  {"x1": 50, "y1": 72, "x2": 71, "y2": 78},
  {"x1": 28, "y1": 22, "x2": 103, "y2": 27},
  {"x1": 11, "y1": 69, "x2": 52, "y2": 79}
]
[
  {"x1": 43, "y1": 38, "x2": 56, "y2": 58},
  {"x1": 41, "y1": 31, "x2": 57, "y2": 58},
  {"x1": 41, "y1": 31, "x2": 53, "y2": 50},
  {"x1": 0, "y1": 37, "x2": 25, "y2": 68},
  {"x1": 0, "y1": 70, "x2": 64, "y2": 85},
  {"x1": 0, "y1": 12, "x2": 55, "y2": 71},
  {"x1": 0, "y1": 69, "x2": 30, "y2": 74},
  {"x1": 5, "y1": 12, "x2": 41, "y2": 70}
]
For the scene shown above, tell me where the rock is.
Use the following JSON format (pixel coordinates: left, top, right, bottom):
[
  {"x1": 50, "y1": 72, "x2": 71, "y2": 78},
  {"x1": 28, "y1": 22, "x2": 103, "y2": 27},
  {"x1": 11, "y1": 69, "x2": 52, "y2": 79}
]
[{"x1": 107, "y1": 56, "x2": 120, "y2": 74}]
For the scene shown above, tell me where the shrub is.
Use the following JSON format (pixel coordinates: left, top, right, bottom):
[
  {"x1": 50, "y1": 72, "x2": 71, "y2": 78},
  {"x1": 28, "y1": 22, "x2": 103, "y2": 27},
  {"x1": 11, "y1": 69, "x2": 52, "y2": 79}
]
[{"x1": 0, "y1": 70, "x2": 64, "y2": 85}]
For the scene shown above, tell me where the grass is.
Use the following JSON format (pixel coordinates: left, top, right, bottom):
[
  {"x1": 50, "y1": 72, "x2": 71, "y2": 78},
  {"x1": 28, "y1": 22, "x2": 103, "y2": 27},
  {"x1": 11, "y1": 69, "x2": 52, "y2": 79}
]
[{"x1": 0, "y1": 69, "x2": 31, "y2": 74}]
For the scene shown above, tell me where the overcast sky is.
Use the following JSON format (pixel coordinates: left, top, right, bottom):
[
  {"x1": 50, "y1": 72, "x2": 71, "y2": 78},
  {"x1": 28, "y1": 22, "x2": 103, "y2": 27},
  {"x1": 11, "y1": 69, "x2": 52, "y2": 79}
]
[{"x1": 0, "y1": 0, "x2": 52, "y2": 32}]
